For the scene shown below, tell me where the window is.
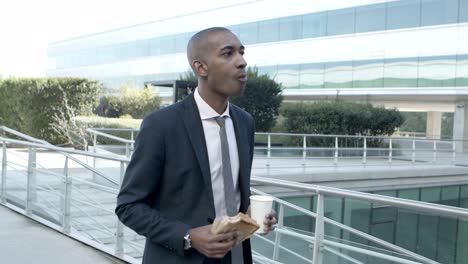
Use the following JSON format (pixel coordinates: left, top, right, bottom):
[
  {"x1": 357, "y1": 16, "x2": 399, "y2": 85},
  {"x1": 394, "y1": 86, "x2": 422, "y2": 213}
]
[
  {"x1": 421, "y1": 0, "x2": 458, "y2": 26},
  {"x1": 279, "y1": 16, "x2": 302, "y2": 41},
  {"x1": 324, "y1": 61, "x2": 353, "y2": 88},
  {"x1": 239, "y1": 22, "x2": 258, "y2": 45},
  {"x1": 386, "y1": 0, "x2": 421, "y2": 30},
  {"x1": 175, "y1": 33, "x2": 190, "y2": 53},
  {"x1": 384, "y1": 57, "x2": 419, "y2": 87},
  {"x1": 355, "y1": 3, "x2": 386, "y2": 33},
  {"x1": 276, "y1": 64, "x2": 300, "y2": 89},
  {"x1": 300, "y1": 63, "x2": 325, "y2": 88},
  {"x1": 327, "y1": 7, "x2": 355, "y2": 36},
  {"x1": 353, "y1": 59, "x2": 384, "y2": 88},
  {"x1": 460, "y1": 0, "x2": 468, "y2": 22},
  {"x1": 258, "y1": 19, "x2": 279, "y2": 43},
  {"x1": 456, "y1": 54, "x2": 468, "y2": 86},
  {"x1": 418, "y1": 55, "x2": 456, "y2": 87},
  {"x1": 302, "y1": 12, "x2": 327, "y2": 38},
  {"x1": 159, "y1": 36, "x2": 175, "y2": 55}
]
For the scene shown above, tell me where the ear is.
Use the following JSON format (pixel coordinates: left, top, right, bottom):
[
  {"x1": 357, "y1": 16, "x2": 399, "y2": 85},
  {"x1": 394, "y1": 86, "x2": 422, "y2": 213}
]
[{"x1": 193, "y1": 60, "x2": 208, "y2": 77}]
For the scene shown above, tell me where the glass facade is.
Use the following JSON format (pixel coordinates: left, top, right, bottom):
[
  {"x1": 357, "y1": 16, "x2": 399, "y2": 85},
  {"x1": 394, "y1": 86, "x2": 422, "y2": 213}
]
[
  {"x1": 50, "y1": 0, "x2": 468, "y2": 69},
  {"x1": 96, "y1": 54, "x2": 468, "y2": 89},
  {"x1": 279, "y1": 183, "x2": 468, "y2": 264}
]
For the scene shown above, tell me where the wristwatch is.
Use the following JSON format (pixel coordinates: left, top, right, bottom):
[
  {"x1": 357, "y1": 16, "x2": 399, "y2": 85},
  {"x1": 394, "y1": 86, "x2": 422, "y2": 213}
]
[{"x1": 183, "y1": 232, "x2": 192, "y2": 250}]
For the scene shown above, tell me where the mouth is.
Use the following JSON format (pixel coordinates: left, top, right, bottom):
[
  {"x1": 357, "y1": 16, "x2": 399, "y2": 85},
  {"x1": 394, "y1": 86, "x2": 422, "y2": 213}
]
[{"x1": 237, "y1": 74, "x2": 247, "y2": 83}]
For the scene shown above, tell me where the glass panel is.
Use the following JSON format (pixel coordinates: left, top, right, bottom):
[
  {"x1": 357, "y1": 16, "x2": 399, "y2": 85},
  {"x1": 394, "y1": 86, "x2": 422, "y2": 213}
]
[
  {"x1": 461, "y1": 0, "x2": 468, "y2": 22},
  {"x1": 355, "y1": 3, "x2": 386, "y2": 33},
  {"x1": 324, "y1": 61, "x2": 353, "y2": 88},
  {"x1": 149, "y1": 38, "x2": 161, "y2": 56},
  {"x1": 417, "y1": 187, "x2": 441, "y2": 259},
  {"x1": 418, "y1": 55, "x2": 457, "y2": 87},
  {"x1": 134, "y1": 39, "x2": 150, "y2": 58},
  {"x1": 276, "y1": 64, "x2": 300, "y2": 89},
  {"x1": 395, "y1": 189, "x2": 419, "y2": 251},
  {"x1": 326, "y1": 7, "x2": 355, "y2": 36},
  {"x1": 421, "y1": 0, "x2": 459, "y2": 26},
  {"x1": 436, "y1": 186, "x2": 459, "y2": 263},
  {"x1": 175, "y1": 33, "x2": 191, "y2": 53},
  {"x1": 279, "y1": 16, "x2": 302, "y2": 41},
  {"x1": 239, "y1": 22, "x2": 258, "y2": 45},
  {"x1": 456, "y1": 54, "x2": 468, "y2": 87},
  {"x1": 384, "y1": 57, "x2": 419, "y2": 87},
  {"x1": 282, "y1": 196, "x2": 313, "y2": 232},
  {"x1": 342, "y1": 198, "x2": 371, "y2": 262},
  {"x1": 386, "y1": 0, "x2": 421, "y2": 30},
  {"x1": 257, "y1": 65, "x2": 278, "y2": 78},
  {"x1": 159, "y1": 36, "x2": 175, "y2": 55},
  {"x1": 226, "y1": 25, "x2": 240, "y2": 36},
  {"x1": 258, "y1": 19, "x2": 279, "y2": 43},
  {"x1": 457, "y1": 185, "x2": 468, "y2": 263},
  {"x1": 353, "y1": 59, "x2": 384, "y2": 88},
  {"x1": 300, "y1": 63, "x2": 325, "y2": 88},
  {"x1": 302, "y1": 12, "x2": 327, "y2": 38}
]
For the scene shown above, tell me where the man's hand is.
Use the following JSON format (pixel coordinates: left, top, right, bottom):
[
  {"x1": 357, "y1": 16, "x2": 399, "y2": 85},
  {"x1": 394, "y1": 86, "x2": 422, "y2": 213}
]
[
  {"x1": 247, "y1": 206, "x2": 277, "y2": 235},
  {"x1": 189, "y1": 225, "x2": 238, "y2": 259},
  {"x1": 263, "y1": 210, "x2": 277, "y2": 234}
]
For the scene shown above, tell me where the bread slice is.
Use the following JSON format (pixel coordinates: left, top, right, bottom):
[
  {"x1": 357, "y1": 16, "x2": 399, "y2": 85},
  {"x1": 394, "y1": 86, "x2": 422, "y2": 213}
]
[{"x1": 211, "y1": 213, "x2": 260, "y2": 243}]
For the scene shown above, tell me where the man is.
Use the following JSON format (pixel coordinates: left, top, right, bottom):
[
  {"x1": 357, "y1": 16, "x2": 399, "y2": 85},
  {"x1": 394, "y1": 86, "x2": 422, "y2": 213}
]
[{"x1": 115, "y1": 27, "x2": 276, "y2": 264}]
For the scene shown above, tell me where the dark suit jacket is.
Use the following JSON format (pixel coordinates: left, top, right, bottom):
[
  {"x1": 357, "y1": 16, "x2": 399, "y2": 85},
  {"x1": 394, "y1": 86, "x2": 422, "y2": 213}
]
[{"x1": 115, "y1": 93, "x2": 255, "y2": 264}]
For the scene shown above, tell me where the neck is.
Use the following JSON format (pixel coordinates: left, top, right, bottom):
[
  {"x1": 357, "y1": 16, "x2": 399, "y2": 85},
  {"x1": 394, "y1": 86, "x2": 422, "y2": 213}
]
[{"x1": 198, "y1": 83, "x2": 228, "y2": 115}]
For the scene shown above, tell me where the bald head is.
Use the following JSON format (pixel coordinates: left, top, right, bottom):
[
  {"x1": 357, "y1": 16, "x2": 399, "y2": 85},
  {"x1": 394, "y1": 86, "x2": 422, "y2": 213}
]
[{"x1": 186, "y1": 27, "x2": 233, "y2": 74}]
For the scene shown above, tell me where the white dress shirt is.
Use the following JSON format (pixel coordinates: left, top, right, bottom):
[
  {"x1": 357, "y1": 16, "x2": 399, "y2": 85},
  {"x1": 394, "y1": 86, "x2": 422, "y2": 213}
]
[{"x1": 194, "y1": 88, "x2": 241, "y2": 219}]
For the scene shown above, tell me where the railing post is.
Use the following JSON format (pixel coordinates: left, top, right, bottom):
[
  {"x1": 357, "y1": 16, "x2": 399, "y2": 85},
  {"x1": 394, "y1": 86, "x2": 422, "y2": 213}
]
[
  {"x1": 130, "y1": 130, "x2": 135, "y2": 155},
  {"x1": 312, "y1": 193, "x2": 324, "y2": 264},
  {"x1": 334, "y1": 137, "x2": 338, "y2": 167},
  {"x1": 1, "y1": 141, "x2": 7, "y2": 204},
  {"x1": 432, "y1": 140, "x2": 437, "y2": 165},
  {"x1": 266, "y1": 134, "x2": 271, "y2": 167},
  {"x1": 302, "y1": 136, "x2": 307, "y2": 166},
  {"x1": 272, "y1": 204, "x2": 284, "y2": 260},
  {"x1": 125, "y1": 143, "x2": 130, "y2": 158},
  {"x1": 62, "y1": 157, "x2": 72, "y2": 234},
  {"x1": 93, "y1": 133, "x2": 97, "y2": 182},
  {"x1": 26, "y1": 146, "x2": 37, "y2": 216},
  {"x1": 362, "y1": 137, "x2": 367, "y2": 167},
  {"x1": 411, "y1": 139, "x2": 416, "y2": 165},
  {"x1": 388, "y1": 138, "x2": 393, "y2": 166},
  {"x1": 452, "y1": 141, "x2": 456, "y2": 165},
  {"x1": 115, "y1": 161, "x2": 125, "y2": 257}
]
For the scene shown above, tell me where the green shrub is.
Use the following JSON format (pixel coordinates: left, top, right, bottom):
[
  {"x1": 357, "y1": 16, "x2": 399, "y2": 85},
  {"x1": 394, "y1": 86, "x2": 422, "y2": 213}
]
[
  {"x1": 95, "y1": 86, "x2": 161, "y2": 119},
  {"x1": 281, "y1": 101, "x2": 404, "y2": 147},
  {"x1": 0, "y1": 78, "x2": 102, "y2": 143}
]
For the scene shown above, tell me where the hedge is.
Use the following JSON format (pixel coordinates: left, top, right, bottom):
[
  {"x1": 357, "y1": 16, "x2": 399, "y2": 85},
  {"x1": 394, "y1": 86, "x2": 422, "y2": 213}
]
[
  {"x1": 281, "y1": 101, "x2": 404, "y2": 147},
  {"x1": 0, "y1": 78, "x2": 102, "y2": 143}
]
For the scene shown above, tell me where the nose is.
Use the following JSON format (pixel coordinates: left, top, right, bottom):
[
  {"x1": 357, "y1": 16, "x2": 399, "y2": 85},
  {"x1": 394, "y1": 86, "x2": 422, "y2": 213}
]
[{"x1": 236, "y1": 53, "x2": 247, "y2": 69}]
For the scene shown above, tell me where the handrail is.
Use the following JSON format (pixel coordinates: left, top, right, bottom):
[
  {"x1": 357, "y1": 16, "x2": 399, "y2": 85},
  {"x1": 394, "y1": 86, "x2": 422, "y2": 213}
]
[
  {"x1": 86, "y1": 128, "x2": 133, "y2": 144},
  {"x1": 0, "y1": 126, "x2": 122, "y2": 185},
  {"x1": 251, "y1": 188, "x2": 436, "y2": 264},
  {"x1": 252, "y1": 176, "x2": 468, "y2": 220},
  {"x1": 0, "y1": 136, "x2": 128, "y2": 163}
]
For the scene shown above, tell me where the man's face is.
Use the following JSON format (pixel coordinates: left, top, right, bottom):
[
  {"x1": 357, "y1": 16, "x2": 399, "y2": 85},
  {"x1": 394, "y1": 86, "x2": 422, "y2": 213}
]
[{"x1": 203, "y1": 31, "x2": 247, "y2": 97}]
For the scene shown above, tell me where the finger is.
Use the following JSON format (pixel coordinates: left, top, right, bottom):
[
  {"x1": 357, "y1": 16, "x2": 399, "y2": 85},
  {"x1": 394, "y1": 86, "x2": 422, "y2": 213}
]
[{"x1": 213, "y1": 231, "x2": 238, "y2": 242}]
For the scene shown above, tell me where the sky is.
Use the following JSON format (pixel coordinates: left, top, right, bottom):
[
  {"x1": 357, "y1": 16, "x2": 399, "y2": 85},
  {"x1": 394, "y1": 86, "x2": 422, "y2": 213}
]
[{"x1": 0, "y1": 0, "x2": 256, "y2": 78}]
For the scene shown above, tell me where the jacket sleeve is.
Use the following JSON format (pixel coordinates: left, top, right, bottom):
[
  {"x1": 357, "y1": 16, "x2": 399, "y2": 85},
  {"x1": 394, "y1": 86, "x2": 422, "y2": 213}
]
[{"x1": 115, "y1": 118, "x2": 190, "y2": 256}]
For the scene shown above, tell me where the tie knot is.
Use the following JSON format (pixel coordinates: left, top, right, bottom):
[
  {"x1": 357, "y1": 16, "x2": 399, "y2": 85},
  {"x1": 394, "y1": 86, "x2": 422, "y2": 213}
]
[{"x1": 214, "y1": 116, "x2": 226, "y2": 128}]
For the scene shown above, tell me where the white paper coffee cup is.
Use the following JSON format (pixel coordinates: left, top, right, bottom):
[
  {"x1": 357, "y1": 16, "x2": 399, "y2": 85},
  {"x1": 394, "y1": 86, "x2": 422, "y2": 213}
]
[{"x1": 250, "y1": 195, "x2": 274, "y2": 234}]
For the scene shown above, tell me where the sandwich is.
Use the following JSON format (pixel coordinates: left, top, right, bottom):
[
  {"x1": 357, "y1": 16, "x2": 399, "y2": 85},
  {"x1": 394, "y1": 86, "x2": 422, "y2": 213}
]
[{"x1": 211, "y1": 212, "x2": 260, "y2": 243}]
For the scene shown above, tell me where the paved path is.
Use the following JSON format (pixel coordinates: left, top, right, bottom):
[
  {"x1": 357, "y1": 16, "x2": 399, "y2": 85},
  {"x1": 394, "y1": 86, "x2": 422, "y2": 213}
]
[{"x1": 0, "y1": 205, "x2": 126, "y2": 264}]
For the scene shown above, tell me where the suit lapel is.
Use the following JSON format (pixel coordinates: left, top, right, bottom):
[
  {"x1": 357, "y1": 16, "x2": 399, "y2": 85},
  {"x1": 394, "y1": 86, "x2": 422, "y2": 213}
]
[
  {"x1": 230, "y1": 105, "x2": 250, "y2": 211},
  {"x1": 179, "y1": 93, "x2": 215, "y2": 212}
]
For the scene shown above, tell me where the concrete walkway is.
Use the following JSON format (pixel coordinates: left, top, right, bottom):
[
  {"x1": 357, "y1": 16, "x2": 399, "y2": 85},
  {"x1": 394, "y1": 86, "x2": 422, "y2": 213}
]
[{"x1": 0, "y1": 205, "x2": 126, "y2": 264}]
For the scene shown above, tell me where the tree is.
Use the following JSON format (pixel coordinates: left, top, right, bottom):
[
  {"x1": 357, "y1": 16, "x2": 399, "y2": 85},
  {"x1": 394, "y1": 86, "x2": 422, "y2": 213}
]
[{"x1": 230, "y1": 68, "x2": 283, "y2": 132}]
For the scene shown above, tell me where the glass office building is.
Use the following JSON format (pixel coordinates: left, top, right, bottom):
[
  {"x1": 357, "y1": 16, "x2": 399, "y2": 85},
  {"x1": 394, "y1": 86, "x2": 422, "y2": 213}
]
[{"x1": 47, "y1": 0, "x2": 468, "y2": 98}]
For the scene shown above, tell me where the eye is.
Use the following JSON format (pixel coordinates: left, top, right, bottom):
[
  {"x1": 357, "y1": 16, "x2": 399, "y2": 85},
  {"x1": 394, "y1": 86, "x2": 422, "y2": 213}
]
[{"x1": 223, "y1": 51, "x2": 232, "y2": 57}]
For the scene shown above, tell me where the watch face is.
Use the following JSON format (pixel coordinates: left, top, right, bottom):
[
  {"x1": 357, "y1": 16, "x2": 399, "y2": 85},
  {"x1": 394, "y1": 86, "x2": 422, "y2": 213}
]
[{"x1": 184, "y1": 234, "x2": 191, "y2": 250}]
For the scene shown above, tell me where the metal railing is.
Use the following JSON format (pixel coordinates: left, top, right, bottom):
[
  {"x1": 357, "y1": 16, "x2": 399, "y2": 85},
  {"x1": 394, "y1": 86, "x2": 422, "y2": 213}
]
[
  {"x1": 2, "y1": 133, "x2": 468, "y2": 263},
  {"x1": 86, "y1": 128, "x2": 467, "y2": 169}
]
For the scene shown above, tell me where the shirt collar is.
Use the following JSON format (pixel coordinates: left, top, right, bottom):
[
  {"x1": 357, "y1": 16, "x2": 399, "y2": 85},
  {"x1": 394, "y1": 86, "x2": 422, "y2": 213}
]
[{"x1": 194, "y1": 87, "x2": 230, "y2": 120}]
